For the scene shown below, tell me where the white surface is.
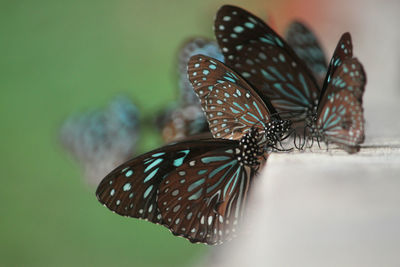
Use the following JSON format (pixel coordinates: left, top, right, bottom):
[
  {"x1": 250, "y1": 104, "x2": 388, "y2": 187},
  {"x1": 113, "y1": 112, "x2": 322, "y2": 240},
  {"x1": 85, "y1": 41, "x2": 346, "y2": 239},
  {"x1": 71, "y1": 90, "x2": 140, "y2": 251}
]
[{"x1": 204, "y1": 140, "x2": 400, "y2": 267}]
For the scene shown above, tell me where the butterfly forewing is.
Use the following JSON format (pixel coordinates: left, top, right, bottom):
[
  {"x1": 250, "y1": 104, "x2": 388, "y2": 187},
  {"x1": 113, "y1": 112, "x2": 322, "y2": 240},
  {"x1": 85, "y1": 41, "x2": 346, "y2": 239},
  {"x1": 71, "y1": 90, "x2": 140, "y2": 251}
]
[
  {"x1": 316, "y1": 90, "x2": 364, "y2": 152},
  {"x1": 96, "y1": 140, "x2": 235, "y2": 223},
  {"x1": 319, "y1": 33, "x2": 353, "y2": 103},
  {"x1": 157, "y1": 144, "x2": 263, "y2": 244},
  {"x1": 285, "y1": 21, "x2": 327, "y2": 87},
  {"x1": 317, "y1": 57, "x2": 366, "y2": 114},
  {"x1": 214, "y1": 5, "x2": 320, "y2": 120},
  {"x1": 204, "y1": 81, "x2": 270, "y2": 139}
]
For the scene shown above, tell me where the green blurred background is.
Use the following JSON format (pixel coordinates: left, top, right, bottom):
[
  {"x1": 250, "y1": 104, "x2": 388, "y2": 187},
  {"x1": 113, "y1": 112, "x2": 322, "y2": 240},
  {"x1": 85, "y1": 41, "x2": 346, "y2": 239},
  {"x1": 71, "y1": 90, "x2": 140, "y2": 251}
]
[{"x1": 0, "y1": 0, "x2": 280, "y2": 266}]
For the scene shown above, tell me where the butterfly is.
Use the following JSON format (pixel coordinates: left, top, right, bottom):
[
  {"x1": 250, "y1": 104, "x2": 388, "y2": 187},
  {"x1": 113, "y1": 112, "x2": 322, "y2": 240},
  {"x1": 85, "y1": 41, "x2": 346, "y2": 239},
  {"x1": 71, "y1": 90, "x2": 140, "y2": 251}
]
[
  {"x1": 61, "y1": 95, "x2": 140, "y2": 186},
  {"x1": 155, "y1": 38, "x2": 224, "y2": 143},
  {"x1": 214, "y1": 5, "x2": 366, "y2": 152},
  {"x1": 96, "y1": 127, "x2": 267, "y2": 245},
  {"x1": 187, "y1": 54, "x2": 292, "y2": 148}
]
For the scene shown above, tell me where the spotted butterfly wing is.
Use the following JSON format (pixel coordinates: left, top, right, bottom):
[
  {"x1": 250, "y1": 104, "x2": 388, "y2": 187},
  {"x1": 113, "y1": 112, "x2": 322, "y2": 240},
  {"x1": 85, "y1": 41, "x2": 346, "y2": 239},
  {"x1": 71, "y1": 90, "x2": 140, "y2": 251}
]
[
  {"x1": 285, "y1": 21, "x2": 328, "y2": 87},
  {"x1": 313, "y1": 57, "x2": 366, "y2": 152},
  {"x1": 188, "y1": 55, "x2": 281, "y2": 140},
  {"x1": 314, "y1": 90, "x2": 364, "y2": 153},
  {"x1": 96, "y1": 140, "x2": 233, "y2": 223},
  {"x1": 157, "y1": 129, "x2": 266, "y2": 244},
  {"x1": 317, "y1": 57, "x2": 366, "y2": 115},
  {"x1": 319, "y1": 33, "x2": 353, "y2": 104},
  {"x1": 214, "y1": 5, "x2": 320, "y2": 121}
]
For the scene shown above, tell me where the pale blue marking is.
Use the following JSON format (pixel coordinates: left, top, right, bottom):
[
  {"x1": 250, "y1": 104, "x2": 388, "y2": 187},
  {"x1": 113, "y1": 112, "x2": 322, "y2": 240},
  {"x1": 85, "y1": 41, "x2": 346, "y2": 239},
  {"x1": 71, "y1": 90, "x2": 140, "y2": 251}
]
[
  {"x1": 244, "y1": 103, "x2": 250, "y2": 109},
  {"x1": 224, "y1": 166, "x2": 242, "y2": 198},
  {"x1": 261, "y1": 69, "x2": 276, "y2": 81},
  {"x1": 287, "y1": 84, "x2": 309, "y2": 105},
  {"x1": 240, "y1": 115, "x2": 253, "y2": 124},
  {"x1": 259, "y1": 37, "x2": 274, "y2": 45},
  {"x1": 144, "y1": 158, "x2": 162, "y2": 173},
  {"x1": 268, "y1": 66, "x2": 286, "y2": 81},
  {"x1": 234, "y1": 26, "x2": 244, "y2": 33},
  {"x1": 152, "y1": 152, "x2": 165, "y2": 157},
  {"x1": 253, "y1": 101, "x2": 264, "y2": 119},
  {"x1": 206, "y1": 160, "x2": 237, "y2": 194},
  {"x1": 143, "y1": 185, "x2": 153, "y2": 199},
  {"x1": 230, "y1": 107, "x2": 240, "y2": 114},
  {"x1": 275, "y1": 37, "x2": 284, "y2": 47},
  {"x1": 188, "y1": 188, "x2": 203, "y2": 200},
  {"x1": 273, "y1": 83, "x2": 302, "y2": 103},
  {"x1": 209, "y1": 64, "x2": 216, "y2": 70},
  {"x1": 208, "y1": 85, "x2": 213, "y2": 90},
  {"x1": 233, "y1": 102, "x2": 245, "y2": 111},
  {"x1": 198, "y1": 169, "x2": 208, "y2": 175},
  {"x1": 236, "y1": 89, "x2": 241, "y2": 96},
  {"x1": 188, "y1": 178, "x2": 205, "y2": 192},
  {"x1": 110, "y1": 189, "x2": 115, "y2": 196},
  {"x1": 224, "y1": 92, "x2": 230, "y2": 98},
  {"x1": 278, "y1": 54, "x2": 285, "y2": 62},
  {"x1": 244, "y1": 22, "x2": 254, "y2": 28},
  {"x1": 126, "y1": 170, "x2": 133, "y2": 177},
  {"x1": 286, "y1": 73, "x2": 294, "y2": 82},
  {"x1": 129, "y1": 192, "x2": 134, "y2": 198},
  {"x1": 203, "y1": 69, "x2": 210, "y2": 75},
  {"x1": 173, "y1": 150, "x2": 190, "y2": 167},
  {"x1": 123, "y1": 183, "x2": 131, "y2": 191},
  {"x1": 298, "y1": 73, "x2": 310, "y2": 99},
  {"x1": 323, "y1": 107, "x2": 330, "y2": 122},
  {"x1": 201, "y1": 156, "x2": 230, "y2": 164},
  {"x1": 224, "y1": 76, "x2": 236, "y2": 83},
  {"x1": 143, "y1": 168, "x2": 158, "y2": 183}
]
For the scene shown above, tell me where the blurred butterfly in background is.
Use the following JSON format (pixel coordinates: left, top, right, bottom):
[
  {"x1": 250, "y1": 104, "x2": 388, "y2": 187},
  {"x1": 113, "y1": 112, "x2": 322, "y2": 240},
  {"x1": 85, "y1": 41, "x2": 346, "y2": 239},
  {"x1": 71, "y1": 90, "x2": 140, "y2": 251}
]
[
  {"x1": 214, "y1": 5, "x2": 366, "y2": 152},
  {"x1": 155, "y1": 38, "x2": 224, "y2": 143},
  {"x1": 61, "y1": 95, "x2": 140, "y2": 186}
]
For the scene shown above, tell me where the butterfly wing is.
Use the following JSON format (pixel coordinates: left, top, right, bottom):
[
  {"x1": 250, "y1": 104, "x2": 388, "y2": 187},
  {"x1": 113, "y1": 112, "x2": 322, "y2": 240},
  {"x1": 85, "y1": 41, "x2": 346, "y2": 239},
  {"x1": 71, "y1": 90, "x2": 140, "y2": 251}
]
[
  {"x1": 214, "y1": 5, "x2": 320, "y2": 120},
  {"x1": 188, "y1": 55, "x2": 275, "y2": 140},
  {"x1": 157, "y1": 145, "x2": 266, "y2": 244},
  {"x1": 317, "y1": 57, "x2": 366, "y2": 115},
  {"x1": 96, "y1": 139, "x2": 236, "y2": 223},
  {"x1": 316, "y1": 90, "x2": 364, "y2": 153},
  {"x1": 285, "y1": 21, "x2": 327, "y2": 87},
  {"x1": 178, "y1": 38, "x2": 224, "y2": 106},
  {"x1": 319, "y1": 33, "x2": 353, "y2": 103}
]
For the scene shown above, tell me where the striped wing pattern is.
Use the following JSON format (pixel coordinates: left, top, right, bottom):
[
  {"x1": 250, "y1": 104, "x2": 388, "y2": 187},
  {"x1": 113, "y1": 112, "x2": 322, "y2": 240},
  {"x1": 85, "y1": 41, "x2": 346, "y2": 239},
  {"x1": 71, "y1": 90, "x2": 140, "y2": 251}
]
[
  {"x1": 158, "y1": 148, "x2": 258, "y2": 245},
  {"x1": 214, "y1": 5, "x2": 320, "y2": 120},
  {"x1": 188, "y1": 54, "x2": 274, "y2": 140},
  {"x1": 96, "y1": 140, "x2": 236, "y2": 223},
  {"x1": 285, "y1": 21, "x2": 327, "y2": 87}
]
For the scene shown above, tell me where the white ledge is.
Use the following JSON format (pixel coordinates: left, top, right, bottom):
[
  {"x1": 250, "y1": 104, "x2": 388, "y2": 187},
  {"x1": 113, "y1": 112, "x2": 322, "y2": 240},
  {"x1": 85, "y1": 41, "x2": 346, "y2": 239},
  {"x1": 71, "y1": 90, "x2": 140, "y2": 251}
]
[{"x1": 204, "y1": 138, "x2": 400, "y2": 267}]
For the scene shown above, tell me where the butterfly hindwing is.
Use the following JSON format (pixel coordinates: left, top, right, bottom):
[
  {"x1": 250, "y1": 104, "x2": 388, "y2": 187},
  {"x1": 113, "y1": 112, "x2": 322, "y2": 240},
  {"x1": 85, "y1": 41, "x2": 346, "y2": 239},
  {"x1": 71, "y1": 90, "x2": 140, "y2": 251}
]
[
  {"x1": 316, "y1": 90, "x2": 364, "y2": 152},
  {"x1": 157, "y1": 137, "x2": 266, "y2": 244},
  {"x1": 214, "y1": 5, "x2": 320, "y2": 120},
  {"x1": 285, "y1": 21, "x2": 327, "y2": 87}
]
